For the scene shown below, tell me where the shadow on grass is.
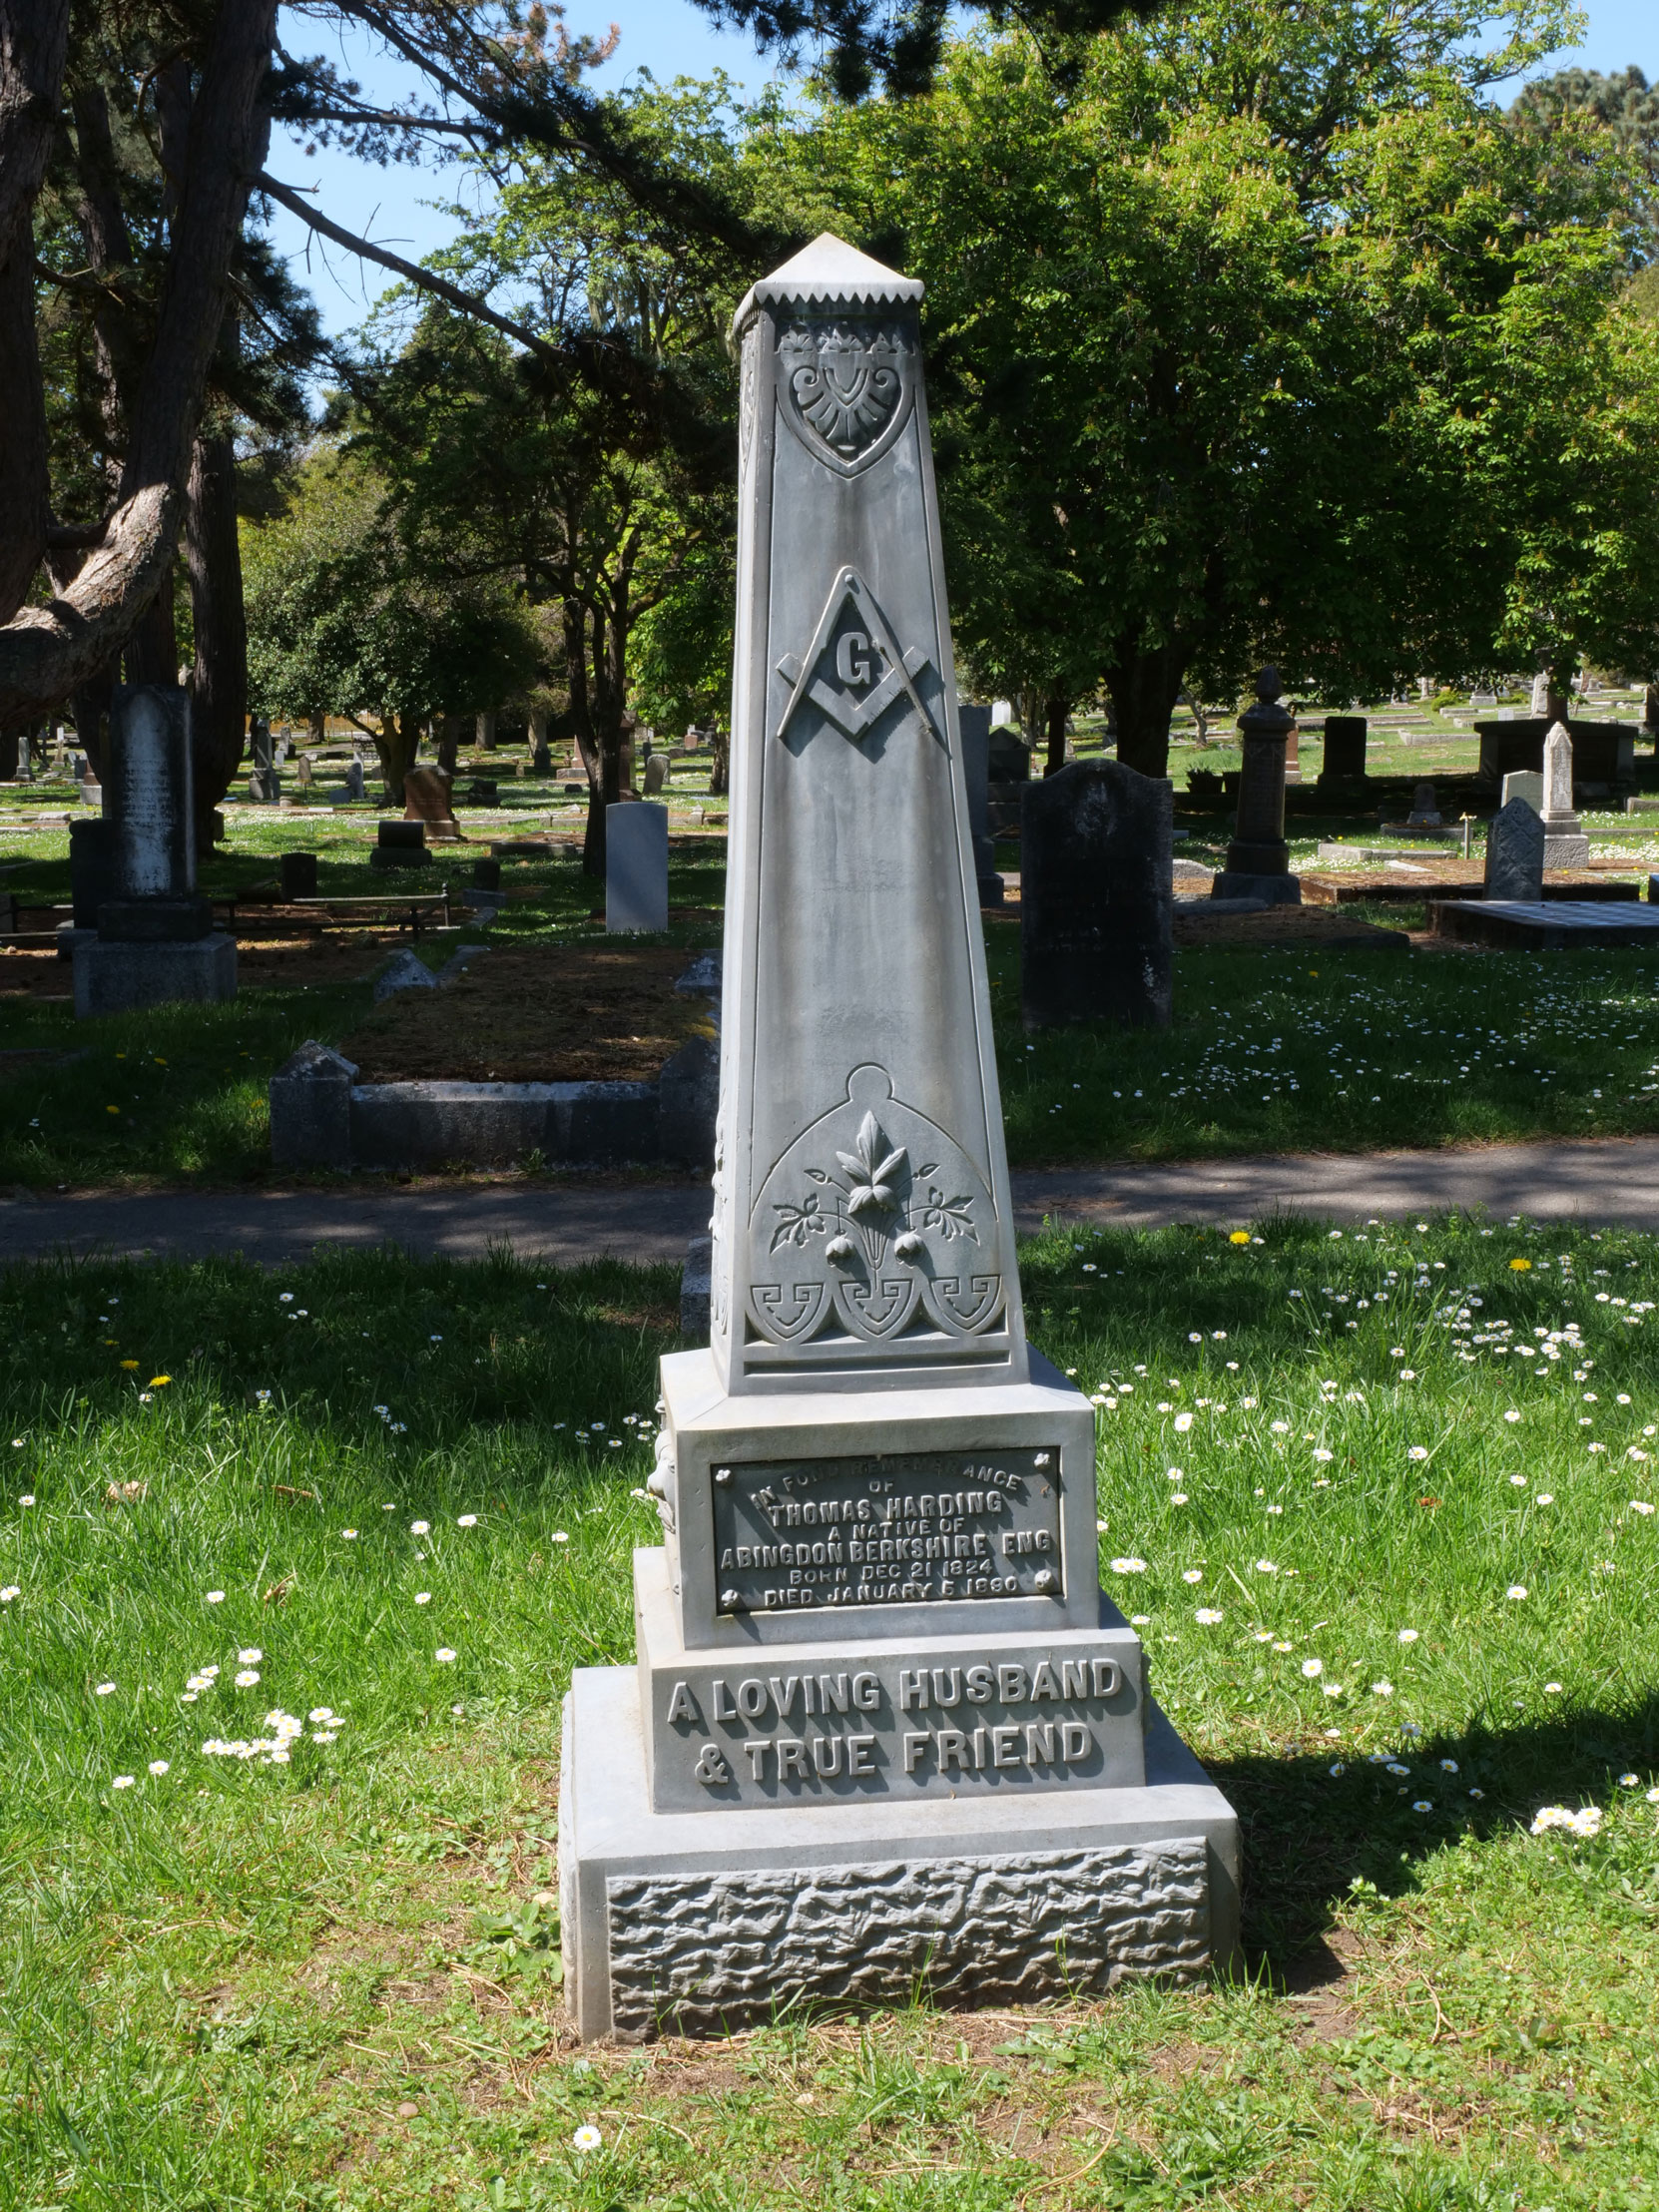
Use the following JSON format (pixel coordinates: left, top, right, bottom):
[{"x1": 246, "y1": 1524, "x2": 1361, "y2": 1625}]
[{"x1": 1212, "y1": 1693, "x2": 1659, "y2": 1985}]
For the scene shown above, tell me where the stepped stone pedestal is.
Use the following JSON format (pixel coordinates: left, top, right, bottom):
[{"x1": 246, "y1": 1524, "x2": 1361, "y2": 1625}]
[{"x1": 558, "y1": 235, "x2": 1238, "y2": 2041}]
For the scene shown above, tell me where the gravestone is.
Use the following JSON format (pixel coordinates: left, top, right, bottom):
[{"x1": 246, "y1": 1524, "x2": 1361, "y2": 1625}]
[
  {"x1": 532, "y1": 745, "x2": 554, "y2": 775},
  {"x1": 606, "y1": 801, "x2": 669, "y2": 932},
  {"x1": 1283, "y1": 723, "x2": 1301, "y2": 785},
  {"x1": 1020, "y1": 762, "x2": 1172, "y2": 1030},
  {"x1": 1406, "y1": 783, "x2": 1441, "y2": 827},
  {"x1": 1318, "y1": 716, "x2": 1367, "y2": 785},
  {"x1": 559, "y1": 234, "x2": 1238, "y2": 2043},
  {"x1": 1214, "y1": 668, "x2": 1300, "y2": 903},
  {"x1": 643, "y1": 752, "x2": 669, "y2": 796},
  {"x1": 369, "y1": 820, "x2": 431, "y2": 869},
  {"x1": 248, "y1": 717, "x2": 280, "y2": 803},
  {"x1": 1501, "y1": 770, "x2": 1543, "y2": 813},
  {"x1": 472, "y1": 857, "x2": 502, "y2": 891},
  {"x1": 342, "y1": 760, "x2": 365, "y2": 802},
  {"x1": 957, "y1": 704, "x2": 1003, "y2": 907},
  {"x1": 62, "y1": 817, "x2": 120, "y2": 956},
  {"x1": 295, "y1": 753, "x2": 314, "y2": 790},
  {"x1": 477, "y1": 711, "x2": 498, "y2": 750},
  {"x1": 1530, "y1": 672, "x2": 1550, "y2": 716},
  {"x1": 403, "y1": 765, "x2": 462, "y2": 839},
  {"x1": 72, "y1": 687, "x2": 236, "y2": 1016},
  {"x1": 1483, "y1": 798, "x2": 1544, "y2": 902},
  {"x1": 1540, "y1": 722, "x2": 1589, "y2": 867},
  {"x1": 280, "y1": 850, "x2": 318, "y2": 899}
]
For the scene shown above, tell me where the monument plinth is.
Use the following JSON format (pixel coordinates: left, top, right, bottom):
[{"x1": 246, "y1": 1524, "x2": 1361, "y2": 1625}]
[{"x1": 559, "y1": 237, "x2": 1238, "y2": 2041}]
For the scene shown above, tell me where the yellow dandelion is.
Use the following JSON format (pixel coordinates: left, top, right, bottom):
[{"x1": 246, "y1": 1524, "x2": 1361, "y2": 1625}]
[
  {"x1": 106, "y1": 1105, "x2": 120, "y2": 1116},
  {"x1": 149, "y1": 1375, "x2": 172, "y2": 1387},
  {"x1": 120, "y1": 1360, "x2": 139, "y2": 1371},
  {"x1": 1509, "y1": 1257, "x2": 1531, "y2": 1273},
  {"x1": 1229, "y1": 1231, "x2": 1251, "y2": 1246}
]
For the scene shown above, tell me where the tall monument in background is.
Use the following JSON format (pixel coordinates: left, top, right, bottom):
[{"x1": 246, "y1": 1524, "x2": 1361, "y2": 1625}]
[{"x1": 559, "y1": 238, "x2": 1238, "y2": 2039}]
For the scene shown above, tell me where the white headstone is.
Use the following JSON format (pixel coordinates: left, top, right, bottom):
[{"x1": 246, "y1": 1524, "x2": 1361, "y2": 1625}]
[
  {"x1": 1501, "y1": 770, "x2": 1543, "y2": 812},
  {"x1": 1540, "y1": 721, "x2": 1588, "y2": 865},
  {"x1": 1530, "y1": 671, "x2": 1550, "y2": 716},
  {"x1": 605, "y1": 801, "x2": 668, "y2": 931},
  {"x1": 991, "y1": 698, "x2": 1013, "y2": 727},
  {"x1": 558, "y1": 233, "x2": 1238, "y2": 2044}
]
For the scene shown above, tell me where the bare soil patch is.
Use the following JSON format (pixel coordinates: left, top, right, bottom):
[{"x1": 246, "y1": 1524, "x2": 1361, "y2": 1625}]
[{"x1": 338, "y1": 943, "x2": 713, "y2": 1083}]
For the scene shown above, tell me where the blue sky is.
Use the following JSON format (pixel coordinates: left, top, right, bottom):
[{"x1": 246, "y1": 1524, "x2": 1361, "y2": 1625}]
[{"x1": 266, "y1": 0, "x2": 1659, "y2": 340}]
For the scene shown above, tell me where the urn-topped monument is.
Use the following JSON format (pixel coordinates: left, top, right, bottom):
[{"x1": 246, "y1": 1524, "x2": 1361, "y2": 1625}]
[{"x1": 558, "y1": 237, "x2": 1239, "y2": 2039}]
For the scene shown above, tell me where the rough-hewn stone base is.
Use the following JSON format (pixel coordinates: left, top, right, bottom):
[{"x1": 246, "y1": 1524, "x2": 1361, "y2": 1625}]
[
  {"x1": 73, "y1": 932, "x2": 237, "y2": 1018},
  {"x1": 560, "y1": 1664, "x2": 1239, "y2": 2040},
  {"x1": 606, "y1": 1841, "x2": 1211, "y2": 2038}
]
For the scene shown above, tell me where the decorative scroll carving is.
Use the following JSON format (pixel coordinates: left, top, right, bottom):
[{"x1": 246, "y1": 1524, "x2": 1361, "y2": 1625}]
[
  {"x1": 776, "y1": 314, "x2": 917, "y2": 478},
  {"x1": 747, "y1": 1065, "x2": 1006, "y2": 1352},
  {"x1": 606, "y1": 1838, "x2": 1213, "y2": 2037}
]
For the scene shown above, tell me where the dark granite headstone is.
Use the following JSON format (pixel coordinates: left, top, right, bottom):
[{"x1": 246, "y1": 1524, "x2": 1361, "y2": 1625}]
[
  {"x1": 1019, "y1": 761, "x2": 1172, "y2": 1031},
  {"x1": 70, "y1": 819, "x2": 121, "y2": 929},
  {"x1": 986, "y1": 726, "x2": 1030, "y2": 785},
  {"x1": 471, "y1": 857, "x2": 502, "y2": 890},
  {"x1": 958, "y1": 705, "x2": 1003, "y2": 907},
  {"x1": 1482, "y1": 800, "x2": 1543, "y2": 902},
  {"x1": 532, "y1": 745, "x2": 553, "y2": 775},
  {"x1": 280, "y1": 850, "x2": 319, "y2": 898},
  {"x1": 1320, "y1": 716, "x2": 1368, "y2": 783},
  {"x1": 370, "y1": 819, "x2": 431, "y2": 869}
]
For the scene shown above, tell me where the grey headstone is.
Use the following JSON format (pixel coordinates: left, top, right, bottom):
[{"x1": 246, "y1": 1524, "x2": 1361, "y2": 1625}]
[
  {"x1": 107, "y1": 686, "x2": 195, "y2": 900},
  {"x1": 373, "y1": 950, "x2": 438, "y2": 1003},
  {"x1": 658, "y1": 1033, "x2": 719, "y2": 1168},
  {"x1": 1019, "y1": 761, "x2": 1172, "y2": 1030},
  {"x1": 1406, "y1": 783, "x2": 1440, "y2": 826},
  {"x1": 958, "y1": 705, "x2": 1003, "y2": 905},
  {"x1": 606, "y1": 802, "x2": 668, "y2": 932},
  {"x1": 642, "y1": 753, "x2": 668, "y2": 796},
  {"x1": 680, "y1": 1235, "x2": 713, "y2": 1343},
  {"x1": 280, "y1": 851, "x2": 318, "y2": 899},
  {"x1": 1483, "y1": 798, "x2": 1544, "y2": 901},
  {"x1": 1501, "y1": 770, "x2": 1543, "y2": 813},
  {"x1": 269, "y1": 1040, "x2": 358, "y2": 1171},
  {"x1": 343, "y1": 761, "x2": 365, "y2": 802}
]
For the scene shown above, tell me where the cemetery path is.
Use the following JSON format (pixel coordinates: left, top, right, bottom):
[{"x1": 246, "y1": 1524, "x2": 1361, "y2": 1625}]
[{"x1": 5, "y1": 1134, "x2": 1659, "y2": 1267}]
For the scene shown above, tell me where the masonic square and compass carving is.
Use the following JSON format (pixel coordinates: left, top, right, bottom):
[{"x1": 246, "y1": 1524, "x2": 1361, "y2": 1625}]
[{"x1": 774, "y1": 567, "x2": 937, "y2": 748}]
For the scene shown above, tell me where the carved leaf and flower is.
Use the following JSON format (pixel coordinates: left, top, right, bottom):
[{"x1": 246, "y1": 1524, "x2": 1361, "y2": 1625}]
[{"x1": 773, "y1": 1109, "x2": 978, "y2": 1273}]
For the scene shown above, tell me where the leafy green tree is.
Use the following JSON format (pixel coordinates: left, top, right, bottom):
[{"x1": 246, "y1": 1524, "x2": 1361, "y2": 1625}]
[
  {"x1": 345, "y1": 76, "x2": 746, "y2": 868},
  {"x1": 242, "y1": 449, "x2": 539, "y2": 800},
  {"x1": 746, "y1": 1, "x2": 1659, "y2": 773}
]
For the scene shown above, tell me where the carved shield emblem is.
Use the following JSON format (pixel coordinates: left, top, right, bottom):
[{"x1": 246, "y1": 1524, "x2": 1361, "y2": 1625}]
[{"x1": 776, "y1": 317, "x2": 916, "y2": 478}]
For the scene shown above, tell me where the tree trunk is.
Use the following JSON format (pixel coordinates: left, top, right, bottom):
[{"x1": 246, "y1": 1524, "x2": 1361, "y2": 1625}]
[
  {"x1": 370, "y1": 710, "x2": 420, "y2": 804},
  {"x1": 1042, "y1": 693, "x2": 1070, "y2": 778},
  {"x1": 186, "y1": 429, "x2": 247, "y2": 843},
  {"x1": 0, "y1": 0, "x2": 278, "y2": 720},
  {"x1": 71, "y1": 663, "x2": 115, "y2": 784},
  {"x1": 709, "y1": 728, "x2": 729, "y2": 796},
  {"x1": 124, "y1": 562, "x2": 176, "y2": 684},
  {"x1": 0, "y1": 0, "x2": 71, "y2": 623},
  {"x1": 1106, "y1": 639, "x2": 1188, "y2": 781},
  {"x1": 0, "y1": 241, "x2": 49, "y2": 625}
]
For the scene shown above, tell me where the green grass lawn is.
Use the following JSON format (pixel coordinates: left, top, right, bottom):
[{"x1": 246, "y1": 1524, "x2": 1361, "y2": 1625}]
[
  {"x1": 988, "y1": 937, "x2": 1659, "y2": 1164},
  {"x1": 2, "y1": 1219, "x2": 1657, "y2": 2207}
]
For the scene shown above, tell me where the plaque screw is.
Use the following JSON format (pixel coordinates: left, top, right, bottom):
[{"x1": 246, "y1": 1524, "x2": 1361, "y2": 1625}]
[
  {"x1": 720, "y1": 1589, "x2": 741, "y2": 1606},
  {"x1": 1034, "y1": 1451, "x2": 1051, "y2": 1467},
  {"x1": 1034, "y1": 1568, "x2": 1055, "y2": 1591},
  {"x1": 715, "y1": 1467, "x2": 732, "y2": 1484}
]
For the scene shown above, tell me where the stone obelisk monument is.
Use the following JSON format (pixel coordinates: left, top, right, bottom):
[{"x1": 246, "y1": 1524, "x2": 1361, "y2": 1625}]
[{"x1": 559, "y1": 238, "x2": 1238, "y2": 2039}]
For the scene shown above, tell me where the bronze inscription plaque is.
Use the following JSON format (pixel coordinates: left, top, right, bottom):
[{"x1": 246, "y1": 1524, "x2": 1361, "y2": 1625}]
[{"x1": 712, "y1": 1447, "x2": 1063, "y2": 1614}]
